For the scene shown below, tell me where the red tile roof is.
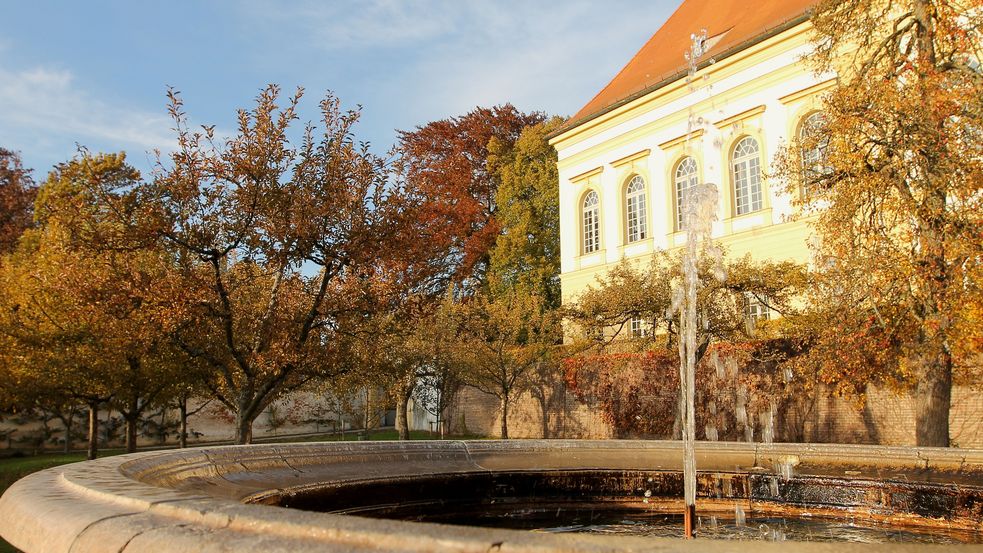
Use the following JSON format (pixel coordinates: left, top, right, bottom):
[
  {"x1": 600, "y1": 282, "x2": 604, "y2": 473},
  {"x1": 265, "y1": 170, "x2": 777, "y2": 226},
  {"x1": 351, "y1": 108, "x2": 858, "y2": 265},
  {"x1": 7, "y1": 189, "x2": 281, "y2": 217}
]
[{"x1": 566, "y1": 0, "x2": 817, "y2": 132}]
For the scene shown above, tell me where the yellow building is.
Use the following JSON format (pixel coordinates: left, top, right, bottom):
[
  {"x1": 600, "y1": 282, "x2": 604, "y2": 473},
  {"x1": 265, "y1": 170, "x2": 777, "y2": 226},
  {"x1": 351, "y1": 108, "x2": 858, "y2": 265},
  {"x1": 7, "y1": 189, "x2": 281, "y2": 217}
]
[{"x1": 550, "y1": 0, "x2": 828, "y2": 307}]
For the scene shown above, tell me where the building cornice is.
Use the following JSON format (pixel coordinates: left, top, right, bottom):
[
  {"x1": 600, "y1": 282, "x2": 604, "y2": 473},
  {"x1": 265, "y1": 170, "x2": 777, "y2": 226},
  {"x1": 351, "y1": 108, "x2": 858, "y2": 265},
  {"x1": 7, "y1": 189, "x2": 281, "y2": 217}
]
[
  {"x1": 713, "y1": 105, "x2": 767, "y2": 129},
  {"x1": 658, "y1": 130, "x2": 705, "y2": 151},
  {"x1": 779, "y1": 77, "x2": 838, "y2": 104},
  {"x1": 570, "y1": 166, "x2": 604, "y2": 183},
  {"x1": 548, "y1": 12, "x2": 813, "y2": 145},
  {"x1": 611, "y1": 149, "x2": 652, "y2": 168}
]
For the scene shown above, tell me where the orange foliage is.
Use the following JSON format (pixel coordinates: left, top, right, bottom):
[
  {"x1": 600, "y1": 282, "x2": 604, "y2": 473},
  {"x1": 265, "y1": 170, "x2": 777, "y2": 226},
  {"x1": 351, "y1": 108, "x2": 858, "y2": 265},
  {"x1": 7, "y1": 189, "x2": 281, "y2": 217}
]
[{"x1": 563, "y1": 340, "x2": 794, "y2": 439}]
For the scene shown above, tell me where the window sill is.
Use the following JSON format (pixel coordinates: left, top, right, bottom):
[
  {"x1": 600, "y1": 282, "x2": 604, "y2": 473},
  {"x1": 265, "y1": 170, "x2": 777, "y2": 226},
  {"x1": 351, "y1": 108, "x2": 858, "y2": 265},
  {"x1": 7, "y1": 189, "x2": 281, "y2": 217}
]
[
  {"x1": 575, "y1": 249, "x2": 607, "y2": 270},
  {"x1": 725, "y1": 207, "x2": 773, "y2": 234},
  {"x1": 618, "y1": 237, "x2": 654, "y2": 259}
]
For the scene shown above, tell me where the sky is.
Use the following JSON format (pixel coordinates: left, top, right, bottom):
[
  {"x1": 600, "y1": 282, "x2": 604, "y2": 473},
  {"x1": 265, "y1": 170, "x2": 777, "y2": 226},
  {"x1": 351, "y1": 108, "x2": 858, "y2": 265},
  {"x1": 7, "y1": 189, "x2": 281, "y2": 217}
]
[{"x1": 1, "y1": 0, "x2": 681, "y2": 178}]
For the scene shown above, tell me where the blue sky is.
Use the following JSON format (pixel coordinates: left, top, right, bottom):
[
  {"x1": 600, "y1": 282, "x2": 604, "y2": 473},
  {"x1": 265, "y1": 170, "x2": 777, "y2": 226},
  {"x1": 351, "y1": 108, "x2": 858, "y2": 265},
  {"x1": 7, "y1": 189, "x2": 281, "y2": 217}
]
[{"x1": 2, "y1": 0, "x2": 680, "y2": 178}]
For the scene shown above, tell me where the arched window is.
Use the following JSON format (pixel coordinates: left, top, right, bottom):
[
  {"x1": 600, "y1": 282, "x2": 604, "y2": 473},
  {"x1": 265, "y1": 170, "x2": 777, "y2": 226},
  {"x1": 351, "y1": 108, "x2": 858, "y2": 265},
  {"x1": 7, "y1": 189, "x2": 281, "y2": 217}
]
[
  {"x1": 732, "y1": 136, "x2": 762, "y2": 215},
  {"x1": 582, "y1": 190, "x2": 600, "y2": 254},
  {"x1": 799, "y1": 112, "x2": 828, "y2": 195},
  {"x1": 625, "y1": 175, "x2": 647, "y2": 243},
  {"x1": 674, "y1": 157, "x2": 699, "y2": 230}
]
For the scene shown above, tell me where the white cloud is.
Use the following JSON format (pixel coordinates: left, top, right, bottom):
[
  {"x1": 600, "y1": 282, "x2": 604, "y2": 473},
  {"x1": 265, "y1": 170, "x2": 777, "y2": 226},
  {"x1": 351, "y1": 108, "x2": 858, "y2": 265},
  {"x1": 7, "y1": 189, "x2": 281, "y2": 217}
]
[
  {"x1": 243, "y1": 0, "x2": 460, "y2": 50},
  {"x1": 240, "y1": 0, "x2": 676, "y2": 121},
  {"x1": 0, "y1": 61, "x2": 174, "y2": 169},
  {"x1": 385, "y1": 2, "x2": 676, "y2": 119}
]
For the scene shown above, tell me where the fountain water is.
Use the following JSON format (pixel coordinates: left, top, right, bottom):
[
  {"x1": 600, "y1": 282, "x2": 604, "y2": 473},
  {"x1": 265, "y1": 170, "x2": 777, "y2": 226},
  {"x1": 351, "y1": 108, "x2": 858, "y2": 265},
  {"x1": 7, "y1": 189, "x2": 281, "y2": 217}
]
[
  {"x1": 671, "y1": 27, "x2": 726, "y2": 539},
  {"x1": 674, "y1": 180, "x2": 720, "y2": 537}
]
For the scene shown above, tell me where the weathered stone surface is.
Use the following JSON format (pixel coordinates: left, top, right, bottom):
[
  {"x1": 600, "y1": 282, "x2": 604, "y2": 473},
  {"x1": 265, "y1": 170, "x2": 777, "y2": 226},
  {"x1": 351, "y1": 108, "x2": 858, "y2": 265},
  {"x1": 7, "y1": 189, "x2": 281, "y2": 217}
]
[{"x1": 2, "y1": 441, "x2": 983, "y2": 552}]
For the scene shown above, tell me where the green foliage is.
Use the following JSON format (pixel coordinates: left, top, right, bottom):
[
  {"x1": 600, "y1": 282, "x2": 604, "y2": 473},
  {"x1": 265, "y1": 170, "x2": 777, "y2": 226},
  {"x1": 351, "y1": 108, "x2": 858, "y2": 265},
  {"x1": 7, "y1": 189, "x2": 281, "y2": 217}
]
[
  {"x1": 487, "y1": 117, "x2": 564, "y2": 307},
  {"x1": 565, "y1": 251, "x2": 808, "y2": 350},
  {"x1": 444, "y1": 289, "x2": 561, "y2": 438}
]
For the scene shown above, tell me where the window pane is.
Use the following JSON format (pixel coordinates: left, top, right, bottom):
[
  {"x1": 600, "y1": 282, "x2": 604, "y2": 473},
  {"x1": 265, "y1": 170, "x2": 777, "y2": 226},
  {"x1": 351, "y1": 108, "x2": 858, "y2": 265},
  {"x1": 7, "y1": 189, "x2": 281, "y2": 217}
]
[
  {"x1": 674, "y1": 157, "x2": 698, "y2": 230},
  {"x1": 583, "y1": 191, "x2": 600, "y2": 254},
  {"x1": 744, "y1": 292, "x2": 771, "y2": 332},
  {"x1": 626, "y1": 175, "x2": 647, "y2": 242},
  {"x1": 732, "y1": 137, "x2": 761, "y2": 215}
]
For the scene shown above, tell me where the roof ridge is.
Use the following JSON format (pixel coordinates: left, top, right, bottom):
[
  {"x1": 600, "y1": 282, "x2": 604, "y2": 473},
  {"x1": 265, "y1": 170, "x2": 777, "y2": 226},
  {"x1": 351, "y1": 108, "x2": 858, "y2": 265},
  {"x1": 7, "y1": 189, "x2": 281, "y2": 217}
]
[{"x1": 555, "y1": 0, "x2": 817, "y2": 138}]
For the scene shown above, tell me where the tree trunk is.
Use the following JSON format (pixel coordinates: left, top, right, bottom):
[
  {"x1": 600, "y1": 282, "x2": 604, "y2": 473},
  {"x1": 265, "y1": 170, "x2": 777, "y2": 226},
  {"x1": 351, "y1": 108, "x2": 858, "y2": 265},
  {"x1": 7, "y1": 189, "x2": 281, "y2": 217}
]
[
  {"x1": 395, "y1": 396, "x2": 410, "y2": 440},
  {"x1": 60, "y1": 414, "x2": 73, "y2": 454},
  {"x1": 397, "y1": 395, "x2": 413, "y2": 440},
  {"x1": 235, "y1": 390, "x2": 256, "y2": 445},
  {"x1": 179, "y1": 397, "x2": 189, "y2": 449},
  {"x1": 915, "y1": 351, "x2": 952, "y2": 447},
  {"x1": 363, "y1": 387, "x2": 371, "y2": 432},
  {"x1": 87, "y1": 401, "x2": 99, "y2": 460},
  {"x1": 124, "y1": 415, "x2": 138, "y2": 452},
  {"x1": 499, "y1": 394, "x2": 509, "y2": 439},
  {"x1": 395, "y1": 375, "x2": 415, "y2": 440},
  {"x1": 672, "y1": 388, "x2": 683, "y2": 440},
  {"x1": 124, "y1": 394, "x2": 140, "y2": 453},
  {"x1": 538, "y1": 394, "x2": 550, "y2": 439},
  {"x1": 235, "y1": 412, "x2": 253, "y2": 445}
]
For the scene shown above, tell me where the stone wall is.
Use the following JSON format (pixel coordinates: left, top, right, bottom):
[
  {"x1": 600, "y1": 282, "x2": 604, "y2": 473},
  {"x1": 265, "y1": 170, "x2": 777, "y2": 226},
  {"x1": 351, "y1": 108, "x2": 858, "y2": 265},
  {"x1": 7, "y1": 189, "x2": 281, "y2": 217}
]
[
  {"x1": 0, "y1": 390, "x2": 389, "y2": 452},
  {"x1": 445, "y1": 387, "x2": 614, "y2": 439},
  {"x1": 449, "y1": 384, "x2": 983, "y2": 447},
  {"x1": 3, "y1": 381, "x2": 981, "y2": 452}
]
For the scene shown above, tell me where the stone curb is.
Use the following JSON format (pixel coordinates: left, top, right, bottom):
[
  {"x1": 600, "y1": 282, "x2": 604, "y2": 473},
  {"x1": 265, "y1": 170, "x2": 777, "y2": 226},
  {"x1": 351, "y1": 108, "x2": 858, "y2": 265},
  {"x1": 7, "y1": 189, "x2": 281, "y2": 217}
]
[{"x1": 1, "y1": 440, "x2": 981, "y2": 552}]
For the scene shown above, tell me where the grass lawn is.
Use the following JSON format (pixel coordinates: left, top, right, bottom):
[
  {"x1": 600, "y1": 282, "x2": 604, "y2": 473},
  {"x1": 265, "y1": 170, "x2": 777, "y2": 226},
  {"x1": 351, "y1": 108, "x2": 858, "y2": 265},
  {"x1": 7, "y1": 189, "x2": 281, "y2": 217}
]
[{"x1": 0, "y1": 428, "x2": 478, "y2": 552}]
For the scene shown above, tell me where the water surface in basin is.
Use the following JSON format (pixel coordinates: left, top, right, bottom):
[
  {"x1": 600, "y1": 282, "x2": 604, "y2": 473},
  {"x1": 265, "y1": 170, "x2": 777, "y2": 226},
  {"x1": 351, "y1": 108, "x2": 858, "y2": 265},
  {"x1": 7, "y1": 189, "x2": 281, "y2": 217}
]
[
  {"x1": 406, "y1": 506, "x2": 979, "y2": 544},
  {"x1": 273, "y1": 470, "x2": 983, "y2": 544}
]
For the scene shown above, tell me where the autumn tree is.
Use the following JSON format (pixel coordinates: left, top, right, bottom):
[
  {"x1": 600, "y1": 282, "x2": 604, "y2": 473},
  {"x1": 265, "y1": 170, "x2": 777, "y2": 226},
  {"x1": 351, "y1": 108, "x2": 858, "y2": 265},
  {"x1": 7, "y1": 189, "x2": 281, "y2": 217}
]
[
  {"x1": 567, "y1": 252, "x2": 807, "y2": 355},
  {"x1": 486, "y1": 117, "x2": 564, "y2": 308},
  {"x1": 398, "y1": 105, "x2": 545, "y2": 292},
  {"x1": 0, "y1": 216, "x2": 116, "y2": 460},
  {"x1": 452, "y1": 116, "x2": 567, "y2": 438},
  {"x1": 0, "y1": 153, "x2": 192, "y2": 455},
  {"x1": 779, "y1": 0, "x2": 983, "y2": 445},
  {"x1": 0, "y1": 148, "x2": 37, "y2": 254},
  {"x1": 142, "y1": 86, "x2": 417, "y2": 444},
  {"x1": 450, "y1": 291, "x2": 559, "y2": 439},
  {"x1": 410, "y1": 296, "x2": 465, "y2": 439},
  {"x1": 565, "y1": 252, "x2": 808, "y2": 437},
  {"x1": 342, "y1": 305, "x2": 422, "y2": 441},
  {"x1": 0, "y1": 297, "x2": 86, "y2": 455}
]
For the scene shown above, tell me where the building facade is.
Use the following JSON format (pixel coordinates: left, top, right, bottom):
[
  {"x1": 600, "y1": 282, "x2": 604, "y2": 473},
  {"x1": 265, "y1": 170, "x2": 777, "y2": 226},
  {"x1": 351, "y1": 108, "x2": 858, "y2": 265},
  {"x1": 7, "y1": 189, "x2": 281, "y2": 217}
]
[{"x1": 550, "y1": 0, "x2": 828, "y2": 306}]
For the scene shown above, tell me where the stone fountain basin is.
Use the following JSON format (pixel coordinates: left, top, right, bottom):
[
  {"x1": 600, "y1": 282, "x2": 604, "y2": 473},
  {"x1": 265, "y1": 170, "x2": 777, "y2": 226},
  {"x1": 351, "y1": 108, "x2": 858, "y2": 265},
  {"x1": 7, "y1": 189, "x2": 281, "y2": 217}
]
[{"x1": 2, "y1": 440, "x2": 982, "y2": 552}]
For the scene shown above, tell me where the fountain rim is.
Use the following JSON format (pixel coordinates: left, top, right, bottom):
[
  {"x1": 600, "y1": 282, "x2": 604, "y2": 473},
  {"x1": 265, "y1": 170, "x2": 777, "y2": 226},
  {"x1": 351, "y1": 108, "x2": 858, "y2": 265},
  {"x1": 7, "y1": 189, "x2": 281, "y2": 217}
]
[{"x1": 2, "y1": 440, "x2": 983, "y2": 553}]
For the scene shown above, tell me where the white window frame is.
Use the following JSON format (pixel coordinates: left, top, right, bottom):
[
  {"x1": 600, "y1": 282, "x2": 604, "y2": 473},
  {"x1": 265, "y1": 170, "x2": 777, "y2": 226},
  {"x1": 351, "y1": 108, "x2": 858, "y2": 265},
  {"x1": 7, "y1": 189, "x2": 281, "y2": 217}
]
[
  {"x1": 732, "y1": 137, "x2": 763, "y2": 215},
  {"x1": 582, "y1": 190, "x2": 600, "y2": 254},
  {"x1": 625, "y1": 175, "x2": 647, "y2": 243},
  {"x1": 674, "y1": 157, "x2": 699, "y2": 230}
]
